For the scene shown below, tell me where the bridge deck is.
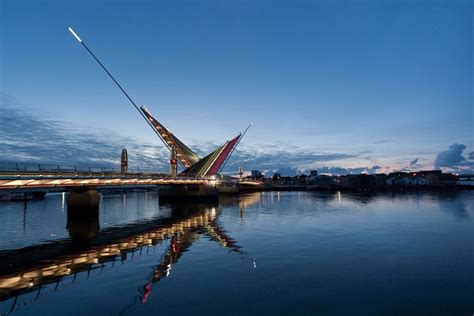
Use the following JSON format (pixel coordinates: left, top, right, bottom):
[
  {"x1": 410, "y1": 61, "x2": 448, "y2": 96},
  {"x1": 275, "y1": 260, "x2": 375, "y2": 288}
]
[{"x1": 0, "y1": 171, "x2": 212, "y2": 191}]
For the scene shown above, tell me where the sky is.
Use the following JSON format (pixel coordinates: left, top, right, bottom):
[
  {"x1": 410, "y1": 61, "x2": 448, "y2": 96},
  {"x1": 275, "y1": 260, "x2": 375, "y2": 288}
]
[{"x1": 1, "y1": 0, "x2": 473, "y2": 175}]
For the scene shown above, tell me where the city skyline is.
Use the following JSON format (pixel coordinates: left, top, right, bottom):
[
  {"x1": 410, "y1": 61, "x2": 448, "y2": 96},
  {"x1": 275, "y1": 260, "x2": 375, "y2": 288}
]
[{"x1": 1, "y1": 0, "x2": 473, "y2": 175}]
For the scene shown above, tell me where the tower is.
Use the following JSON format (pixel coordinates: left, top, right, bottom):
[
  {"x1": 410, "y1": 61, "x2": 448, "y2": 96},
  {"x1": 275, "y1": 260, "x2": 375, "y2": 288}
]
[
  {"x1": 239, "y1": 166, "x2": 244, "y2": 181},
  {"x1": 121, "y1": 148, "x2": 128, "y2": 173},
  {"x1": 170, "y1": 146, "x2": 177, "y2": 177}
]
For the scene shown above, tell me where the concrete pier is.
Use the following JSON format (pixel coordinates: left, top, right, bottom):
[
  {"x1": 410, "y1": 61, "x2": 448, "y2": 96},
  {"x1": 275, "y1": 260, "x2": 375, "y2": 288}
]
[
  {"x1": 66, "y1": 190, "x2": 100, "y2": 209},
  {"x1": 66, "y1": 190, "x2": 100, "y2": 241}
]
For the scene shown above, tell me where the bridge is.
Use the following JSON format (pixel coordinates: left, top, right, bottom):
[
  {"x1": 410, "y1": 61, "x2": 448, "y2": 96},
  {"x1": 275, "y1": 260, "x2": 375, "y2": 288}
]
[
  {"x1": 0, "y1": 102, "x2": 247, "y2": 197},
  {"x1": 0, "y1": 27, "x2": 260, "y2": 201},
  {"x1": 0, "y1": 162, "x2": 221, "y2": 207},
  {"x1": 0, "y1": 167, "x2": 213, "y2": 191}
]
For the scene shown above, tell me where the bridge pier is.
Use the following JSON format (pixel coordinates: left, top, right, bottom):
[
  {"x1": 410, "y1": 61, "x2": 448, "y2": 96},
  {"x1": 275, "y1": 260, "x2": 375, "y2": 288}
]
[
  {"x1": 66, "y1": 189, "x2": 100, "y2": 209},
  {"x1": 66, "y1": 190, "x2": 100, "y2": 241}
]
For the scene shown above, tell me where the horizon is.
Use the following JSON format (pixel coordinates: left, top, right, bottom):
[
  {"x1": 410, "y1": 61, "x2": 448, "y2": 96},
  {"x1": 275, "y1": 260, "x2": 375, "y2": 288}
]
[{"x1": 1, "y1": 0, "x2": 473, "y2": 176}]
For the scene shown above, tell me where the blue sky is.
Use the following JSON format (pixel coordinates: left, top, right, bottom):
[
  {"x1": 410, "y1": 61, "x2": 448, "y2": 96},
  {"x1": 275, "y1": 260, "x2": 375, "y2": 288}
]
[{"x1": 1, "y1": 0, "x2": 473, "y2": 175}]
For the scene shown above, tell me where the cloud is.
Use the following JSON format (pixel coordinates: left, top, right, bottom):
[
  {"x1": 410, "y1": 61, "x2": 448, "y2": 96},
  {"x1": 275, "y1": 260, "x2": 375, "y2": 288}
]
[
  {"x1": 373, "y1": 139, "x2": 392, "y2": 145},
  {"x1": 221, "y1": 147, "x2": 357, "y2": 176},
  {"x1": 434, "y1": 143, "x2": 474, "y2": 173},
  {"x1": 0, "y1": 98, "x2": 360, "y2": 175},
  {"x1": 0, "y1": 99, "x2": 169, "y2": 171},
  {"x1": 272, "y1": 166, "x2": 299, "y2": 176},
  {"x1": 6, "y1": 97, "x2": 472, "y2": 177},
  {"x1": 435, "y1": 143, "x2": 467, "y2": 168},
  {"x1": 245, "y1": 165, "x2": 384, "y2": 177},
  {"x1": 314, "y1": 165, "x2": 382, "y2": 176}
]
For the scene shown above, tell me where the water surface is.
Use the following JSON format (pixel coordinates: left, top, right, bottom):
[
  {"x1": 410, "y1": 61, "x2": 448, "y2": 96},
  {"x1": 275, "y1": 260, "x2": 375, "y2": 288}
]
[{"x1": 0, "y1": 190, "x2": 472, "y2": 315}]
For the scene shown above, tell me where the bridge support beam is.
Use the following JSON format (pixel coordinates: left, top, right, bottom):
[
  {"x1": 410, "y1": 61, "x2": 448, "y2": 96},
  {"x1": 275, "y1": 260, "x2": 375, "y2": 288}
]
[
  {"x1": 66, "y1": 190, "x2": 100, "y2": 241},
  {"x1": 158, "y1": 184, "x2": 219, "y2": 203}
]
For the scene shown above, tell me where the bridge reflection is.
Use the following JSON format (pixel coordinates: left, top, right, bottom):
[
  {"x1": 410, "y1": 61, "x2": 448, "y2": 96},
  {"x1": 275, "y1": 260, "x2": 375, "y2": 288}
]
[{"x1": 0, "y1": 193, "x2": 261, "y2": 314}]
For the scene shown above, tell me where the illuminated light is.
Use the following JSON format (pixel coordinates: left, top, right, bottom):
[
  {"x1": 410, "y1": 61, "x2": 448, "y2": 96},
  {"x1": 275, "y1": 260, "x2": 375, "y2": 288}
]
[
  {"x1": 42, "y1": 270, "x2": 56, "y2": 277},
  {"x1": 68, "y1": 27, "x2": 82, "y2": 43},
  {"x1": 23, "y1": 271, "x2": 41, "y2": 278},
  {"x1": 73, "y1": 258, "x2": 87, "y2": 264},
  {"x1": 41, "y1": 264, "x2": 58, "y2": 271},
  {"x1": 0, "y1": 276, "x2": 21, "y2": 287},
  {"x1": 61, "y1": 192, "x2": 65, "y2": 210}
]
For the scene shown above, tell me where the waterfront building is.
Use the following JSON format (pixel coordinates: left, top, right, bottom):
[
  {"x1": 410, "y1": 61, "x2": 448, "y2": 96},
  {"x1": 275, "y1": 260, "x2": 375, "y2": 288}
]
[
  {"x1": 374, "y1": 174, "x2": 388, "y2": 187},
  {"x1": 457, "y1": 174, "x2": 474, "y2": 187},
  {"x1": 398, "y1": 176, "x2": 429, "y2": 186},
  {"x1": 385, "y1": 176, "x2": 398, "y2": 186},
  {"x1": 251, "y1": 170, "x2": 263, "y2": 179},
  {"x1": 419, "y1": 170, "x2": 442, "y2": 185},
  {"x1": 437, "y1": 173, "x2": 458, "y2": 186},
  {"x1": 307, "y1": 175, "x2": 333, "y2": 188},
  {"x1": 345, "y1": 174, "x2": 376, "y2": 188}
]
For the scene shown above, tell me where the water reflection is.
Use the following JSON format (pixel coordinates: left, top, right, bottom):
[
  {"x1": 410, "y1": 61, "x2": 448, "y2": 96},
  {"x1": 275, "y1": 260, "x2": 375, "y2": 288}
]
[
  {"x1": 304, "y1": 190, "x2": 473, "y2": 220},
  {"x1": 0, "y1": 193, "x2": 261, "y2": 315},
  {"x1": 1, "y1": 190, "x2": 472, "y2": 315},
  {"x1": 66, "y1": 199, "x2": 100, "y2": 242},
  {"x1": 220, "y1": 192, "x2": 261, "y2": 220}
]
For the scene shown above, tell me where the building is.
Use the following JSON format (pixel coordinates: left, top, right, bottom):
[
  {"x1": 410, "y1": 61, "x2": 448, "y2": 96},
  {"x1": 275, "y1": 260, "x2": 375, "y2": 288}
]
[
  {"x1": 386, "y1": 172, "x2": 430, "y2": 186},
  {"x1": 437, "y1": 173, "x2": 457, "y2": 186},
  {"x1": 307, "y1": 175, "x2": 333, "y2": 188},
  {"x1": 398, "y1": 176, "x2": 429, "y2": 186},
  {"x1": 457, "y1": 174, "x2": 474, "y2": 187},
  {"x1": 251, "y1": 170, "x2": 263, "y2": 179},
  {"x1": 374, "y1": 174, "x2": 388, "y2": 187},
  {"x1": 418, "y1": 170, "x2": 442, "y2": 185},
  {"x1": 386, "y1": 172, "x2": 410, "y2": 186}
]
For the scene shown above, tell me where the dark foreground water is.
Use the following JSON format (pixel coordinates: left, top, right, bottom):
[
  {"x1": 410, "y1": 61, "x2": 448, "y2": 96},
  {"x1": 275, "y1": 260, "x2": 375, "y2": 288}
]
[{"x1": 0, "y1": 190, "x2": 472, "y2": 315}]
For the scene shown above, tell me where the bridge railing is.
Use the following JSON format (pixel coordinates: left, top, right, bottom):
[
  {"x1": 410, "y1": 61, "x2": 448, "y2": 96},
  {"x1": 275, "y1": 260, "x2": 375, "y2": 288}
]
[
  {"x1": 0, "y1": 162, "x2": 151, "y2": 175},
  {"x1": 0, "y1": 162, "x2": 114, "y2": 172}
]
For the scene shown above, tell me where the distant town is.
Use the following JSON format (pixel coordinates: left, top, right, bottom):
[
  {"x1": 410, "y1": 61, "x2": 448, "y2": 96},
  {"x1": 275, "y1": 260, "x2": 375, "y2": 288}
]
[{"x1": 242, "y1": 169, "x2": 474, "y2": 191}]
